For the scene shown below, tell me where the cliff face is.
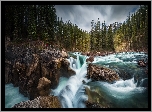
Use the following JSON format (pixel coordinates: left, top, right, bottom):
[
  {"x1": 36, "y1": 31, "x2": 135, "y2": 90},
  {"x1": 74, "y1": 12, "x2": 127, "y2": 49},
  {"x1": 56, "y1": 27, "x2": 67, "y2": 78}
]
[{"x1": 5, "y1": 43, "x2": 76, "y2": 100}]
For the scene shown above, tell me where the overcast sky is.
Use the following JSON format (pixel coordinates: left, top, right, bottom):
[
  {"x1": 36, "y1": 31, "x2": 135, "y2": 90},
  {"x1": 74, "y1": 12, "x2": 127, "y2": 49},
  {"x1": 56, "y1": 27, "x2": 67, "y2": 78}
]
[{"x1": 55, "y1": 5, "x2": 140, "y2": 32}]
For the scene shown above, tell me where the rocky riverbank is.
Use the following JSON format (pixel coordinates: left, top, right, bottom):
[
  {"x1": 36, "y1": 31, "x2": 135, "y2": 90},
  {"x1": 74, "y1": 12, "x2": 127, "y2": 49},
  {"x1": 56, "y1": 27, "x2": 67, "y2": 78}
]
[{"x1": 5, "y1": 41, "x2": 75, "y2": 101}]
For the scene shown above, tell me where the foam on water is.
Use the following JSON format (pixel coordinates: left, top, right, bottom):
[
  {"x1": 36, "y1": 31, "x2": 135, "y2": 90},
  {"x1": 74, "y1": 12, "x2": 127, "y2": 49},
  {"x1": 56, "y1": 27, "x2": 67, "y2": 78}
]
[
  {"x1": 53, "y1": 53, "x2": 89, "y2": 108},
  {"x1": 93, "y1": 52, "x2": 147, "y2": 64},
  {"x1": 51, "y1": 77, "x2": 69, "y2": 96}
]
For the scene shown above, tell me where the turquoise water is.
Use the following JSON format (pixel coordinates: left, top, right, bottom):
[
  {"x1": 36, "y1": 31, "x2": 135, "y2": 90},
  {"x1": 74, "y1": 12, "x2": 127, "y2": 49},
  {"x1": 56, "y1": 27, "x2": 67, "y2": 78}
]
[{"x1": 5, "y1": 83, "x2": 29, "y2": 108}]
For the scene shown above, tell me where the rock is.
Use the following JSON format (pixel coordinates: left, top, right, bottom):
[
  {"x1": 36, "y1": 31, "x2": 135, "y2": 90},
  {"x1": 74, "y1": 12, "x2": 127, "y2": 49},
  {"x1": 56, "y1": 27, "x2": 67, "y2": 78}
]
[
  {"x1": 85, "y1": 101, "x2": 101, "y2": 108},
  {"x1": 12, "y1": 95, "x2": 61, "y2": 108},
  {"x1": 37, "y1": 77, "x2": 51, "y2": 96},
  {"x1": 85, "y1": 87, "x2": 111, "y2": 108},
  {"x1": 60, "y1": 59, "x2": 76, "y2": 78},
  {"x1": 82, "y1": 80, "x2": 86, "y2": 84},
  {"x1": 61, "y1": 50, "x2": 68, "y2": 58},
  {"x1": 26, "y1": 54, "x2": 39, "y2": 77},
  {"x1": 5, "y1": 60, "x2": 13, "y2": 84},
  {"x1": 12, "y1": 62, "x2": 26, "y2": 87},
  {"x1": 86, "y1": 56, "x2": 94, "y2": 63},
  {"x1": 115, "y1": 68, "x2": 132, "y2": 80},
  {"x1": 138, "y1": 60, "x2": 146, "y2": 67},
  {"x1": 39, "y1": 96, "x2": 61, "y2": 108},
  {"x1": 87, "y1": 63, "x2": 119, "y2": 83}
]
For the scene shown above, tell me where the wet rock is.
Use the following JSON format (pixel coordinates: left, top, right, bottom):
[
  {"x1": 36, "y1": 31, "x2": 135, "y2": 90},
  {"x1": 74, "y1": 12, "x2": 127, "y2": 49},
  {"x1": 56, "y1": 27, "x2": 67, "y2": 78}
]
[
  {"x1": 12, "y1": 95, "x2": 61, "y2": 108},
  {"x1": 138, "y1": 60, "x2": 146, "y2": 67},
  {"x1": 85, "y1": 87, "x2": 111, "y2": 108},
  {"x1": 60, "y1": 59, "x2": 76, "y2": 78},
  {"x1": 37, "y1": 77, "x2": 51, "y2": 96},
  {"x1": 87, "y1": 63, "x2": 120, "y2": 83},
  {"x1": 82, "y1": 80, "x2": 86, "y2": 84},
  {"x1": 86, "y1": 56, "x2": 94, "y2": 63}
]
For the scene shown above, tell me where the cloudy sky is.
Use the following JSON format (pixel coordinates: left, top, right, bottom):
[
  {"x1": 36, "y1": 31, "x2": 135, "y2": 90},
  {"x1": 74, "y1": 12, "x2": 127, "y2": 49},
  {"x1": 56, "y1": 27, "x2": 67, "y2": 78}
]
[{"x1": 55, "y1": 5, "x2": 140, "y2": 32}]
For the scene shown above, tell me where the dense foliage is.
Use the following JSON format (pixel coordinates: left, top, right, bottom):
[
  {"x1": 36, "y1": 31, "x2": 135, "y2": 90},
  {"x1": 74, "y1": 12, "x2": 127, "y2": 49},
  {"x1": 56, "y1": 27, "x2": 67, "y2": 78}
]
[
  {"x1": 90, "y1": 5, "x2": 148, "y2": 52},
  {"x1": 5, "y1": 5, "x2": 148, "y2": 52}
]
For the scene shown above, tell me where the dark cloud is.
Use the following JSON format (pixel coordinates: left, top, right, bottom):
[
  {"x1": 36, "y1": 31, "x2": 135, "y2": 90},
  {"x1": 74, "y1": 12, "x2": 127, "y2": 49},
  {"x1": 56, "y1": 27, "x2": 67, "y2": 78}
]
[{"x1": 55, "y1": 5, "x2": 140, "y2": 32}]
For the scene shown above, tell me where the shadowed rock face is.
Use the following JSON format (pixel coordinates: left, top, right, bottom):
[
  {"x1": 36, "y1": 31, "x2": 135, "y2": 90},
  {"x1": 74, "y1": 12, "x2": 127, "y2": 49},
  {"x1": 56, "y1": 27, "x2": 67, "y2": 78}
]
[
  {"x1": 5, "y1": 60, "x2": 13, "y2": 84},
  {"x1": 60, "y1": 59, "x2": 76, "y2": 78},
  {"x1": 12, "y1": 95, "x2": 61, "y2": 108},
  {"x1": 86, "y1": 63, "x2": 120, "y2": 83}
]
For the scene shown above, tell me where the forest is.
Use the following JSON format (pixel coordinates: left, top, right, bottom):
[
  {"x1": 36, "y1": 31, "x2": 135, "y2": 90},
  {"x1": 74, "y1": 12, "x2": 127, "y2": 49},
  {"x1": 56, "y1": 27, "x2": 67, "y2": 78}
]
[{"x1": 5, "y1": 5, "x2": 148, "y2": 53}]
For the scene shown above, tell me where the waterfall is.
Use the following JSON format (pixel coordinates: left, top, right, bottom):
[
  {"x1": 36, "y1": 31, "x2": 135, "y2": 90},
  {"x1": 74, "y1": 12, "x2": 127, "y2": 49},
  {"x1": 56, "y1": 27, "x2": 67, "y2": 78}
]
[
  {"x1": 53, "y1": 53, "x2": 89, "y2": 108},
  {"x1": 76, "y1": 54, "x2": 81, "y2": 69}
]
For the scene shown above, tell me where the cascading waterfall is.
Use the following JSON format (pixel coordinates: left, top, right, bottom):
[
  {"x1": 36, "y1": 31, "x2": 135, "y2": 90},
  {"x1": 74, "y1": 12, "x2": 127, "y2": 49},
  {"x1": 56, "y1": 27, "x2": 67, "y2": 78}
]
[
  {"x1": 76, "y1": 52, "x2": 82, "y2": 69},
  {"x1": 52, "y1": 53, "x2": 89, "y2": 108}
]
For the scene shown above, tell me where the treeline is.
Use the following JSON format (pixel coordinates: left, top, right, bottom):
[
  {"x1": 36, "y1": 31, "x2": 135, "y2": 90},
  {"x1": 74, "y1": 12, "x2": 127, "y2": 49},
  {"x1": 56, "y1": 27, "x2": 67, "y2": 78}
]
[
  {"x1": 90, "y1": 5, "x2": 148, "y2": 52},
  {"x1": 5, "y1": 5, "x2": 148, "y2": 53},
  {"x1": 5, "y1": 5, "x2": 90, "y2": 52}
]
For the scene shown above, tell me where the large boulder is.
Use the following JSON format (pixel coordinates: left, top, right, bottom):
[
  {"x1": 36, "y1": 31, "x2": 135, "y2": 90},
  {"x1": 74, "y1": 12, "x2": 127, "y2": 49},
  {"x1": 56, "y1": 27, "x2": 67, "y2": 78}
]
[
  {"x1": 12, "y1": 95, "x2": 61, "y2": 108},
  {"x1": 85, "y1": 87, "x2": 111, "y2": 108},
  {"x1": 37, "y1": 77, "x2": 51, "y2": 96},
  {"x1": 86, "y1": 63, "x2": 120, "y2": 83},
  {"x1": 60, "y1": 59, "x2": 76, "y2": 78}
]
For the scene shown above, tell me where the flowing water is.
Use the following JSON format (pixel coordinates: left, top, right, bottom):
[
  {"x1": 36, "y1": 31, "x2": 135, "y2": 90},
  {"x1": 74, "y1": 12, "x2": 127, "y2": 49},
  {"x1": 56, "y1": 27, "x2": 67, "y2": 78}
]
[
  {"x1": 5, "y1": 52, "x2": 148, "y2": 108},
  {"x1": 5, "y1": 83, "x2": 29, "y2": 108},
  {"x1": 51, "y1": 52, "x2": 148, "y2": 108}
]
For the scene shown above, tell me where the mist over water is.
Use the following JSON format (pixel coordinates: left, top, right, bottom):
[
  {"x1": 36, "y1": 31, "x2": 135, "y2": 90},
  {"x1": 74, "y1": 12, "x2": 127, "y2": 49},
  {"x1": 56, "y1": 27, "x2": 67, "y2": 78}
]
[{"x1": 5, "y1": 52, "x2": 148, "y2": 108}]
